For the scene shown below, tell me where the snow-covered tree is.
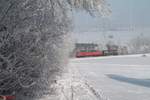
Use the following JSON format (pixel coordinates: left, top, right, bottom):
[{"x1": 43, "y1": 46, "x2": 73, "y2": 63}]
[
  {"x1": 0, "y1": 0, "x2": 108, "y2": 100},
  {"x1": 128, "y1": 36, "x2": 150, "y2": 54}
]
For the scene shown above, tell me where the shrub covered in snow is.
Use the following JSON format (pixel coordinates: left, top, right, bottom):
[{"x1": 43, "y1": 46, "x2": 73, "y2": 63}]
[{"x1": 0, "y1": 0, "x2": 108, "y2": 100}]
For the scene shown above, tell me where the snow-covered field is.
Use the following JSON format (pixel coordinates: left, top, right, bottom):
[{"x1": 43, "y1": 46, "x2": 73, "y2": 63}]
[{"x1": 69, "y1": 54, "x2": 150, "y2": 100}]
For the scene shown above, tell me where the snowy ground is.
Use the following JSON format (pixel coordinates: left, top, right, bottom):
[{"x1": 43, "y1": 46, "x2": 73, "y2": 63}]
[{"x1": 69, "y1": 54, "x2": 150, "y2": 100}]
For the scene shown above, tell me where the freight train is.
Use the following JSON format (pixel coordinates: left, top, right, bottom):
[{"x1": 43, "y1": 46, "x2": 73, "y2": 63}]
[{"x1": 75, "y1": 43, "x2": 118, "y2": 58}]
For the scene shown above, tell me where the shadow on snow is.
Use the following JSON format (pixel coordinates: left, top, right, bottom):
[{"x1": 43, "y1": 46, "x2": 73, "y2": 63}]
[{"x1": 106, "y1": 74, "x2": 150, "y2": 88}]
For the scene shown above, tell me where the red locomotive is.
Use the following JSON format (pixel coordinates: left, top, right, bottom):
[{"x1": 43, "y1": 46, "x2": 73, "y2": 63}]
[
  {"x1": 75, "y1": 43, "x2": 104, "y2": 58},
  {"x1": 76, "y1": 50, "x2": 103, "y2": 57},
  {"x1": 0, "y1": 96, "x2": 15, "y2": 100}
]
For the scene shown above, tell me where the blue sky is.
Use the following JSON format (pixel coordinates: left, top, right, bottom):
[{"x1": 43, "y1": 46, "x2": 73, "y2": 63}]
[{"x1": 72, "y1": 0, "x2": 150, "y2": 44}]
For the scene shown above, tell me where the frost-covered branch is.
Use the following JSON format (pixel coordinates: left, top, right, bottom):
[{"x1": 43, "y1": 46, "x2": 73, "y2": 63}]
[{"x1": 68, "y1": 0, "x2": 110, "y2": 16}]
